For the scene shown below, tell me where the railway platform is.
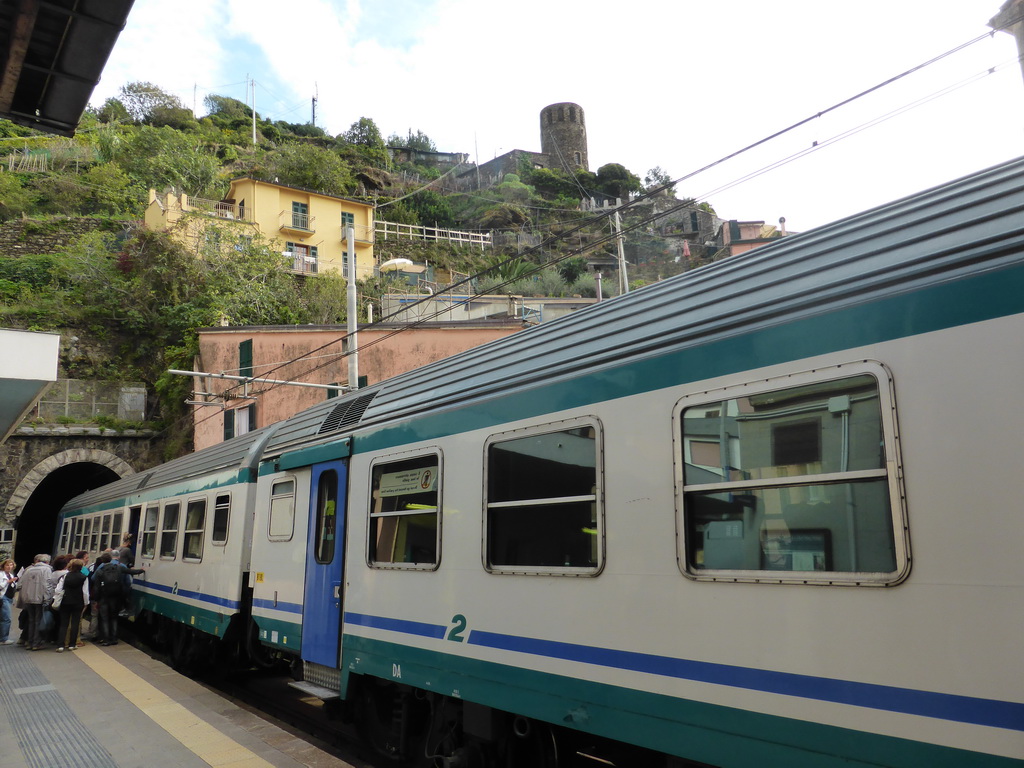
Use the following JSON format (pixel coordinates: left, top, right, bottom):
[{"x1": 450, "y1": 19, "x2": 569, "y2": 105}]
[{"x1": 0, "y1": 625, "x2": 353, "y2": 768}]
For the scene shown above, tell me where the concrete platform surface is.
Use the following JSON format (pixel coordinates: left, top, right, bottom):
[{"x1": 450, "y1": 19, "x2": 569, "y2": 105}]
[{"x1": 0, "y1": 634, "x2": 355, "y2": 768}]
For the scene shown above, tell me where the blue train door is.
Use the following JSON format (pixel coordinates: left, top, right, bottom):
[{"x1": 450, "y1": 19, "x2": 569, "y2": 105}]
[{"x1": 302, "y1": 460, "x2": 347, "y2": 667}]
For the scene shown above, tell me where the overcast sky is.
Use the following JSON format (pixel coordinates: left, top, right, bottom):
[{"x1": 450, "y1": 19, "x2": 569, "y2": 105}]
[{"x1": 93, "y1": 0, "x2": 1024, "y2": 232}]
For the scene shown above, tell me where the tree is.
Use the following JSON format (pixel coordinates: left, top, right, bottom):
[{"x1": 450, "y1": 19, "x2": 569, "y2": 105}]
[
  {"x1": 388, "y1": 128, "x2": 437, "y2": 152},
  {"x1": 118, "y1": 82, "x2": 192, "y2": 125},
  {"x1": 407, "y1": 190, "x2": 456, "y2": 229},
  {"x1": 644, "y1": 166, "x2": 676, "y2": 194},
  {"x1": 203, "y1": 94, "x2": 251, "y2": 121},
  {"x1": 596, "y1": 163, "x2": 641, "y2": 199},
  {"x1": 343, "y1": 117, "x2": 385, "y2": 148},
  {"x1": 278, "y1": 121, "x2": 327, "y2": 138},
  {"x1": 0, "y1": 173, "x2": 34, "y2": 221},
  {"x1": 556, "y1": 256, "x2": 588, "y2": 285},
  {"x1": 96, "y1": 98, "x2": 130, "y2": 124},
  {"x1": 523, "y1": 167, "x2": 581, "y2": 200},
  {"x1": 100, "y1": 125, "x2": 220, "y2": 196},
  {"x1": 262, "y1": 143, "x2": 354, "y2": 196}
]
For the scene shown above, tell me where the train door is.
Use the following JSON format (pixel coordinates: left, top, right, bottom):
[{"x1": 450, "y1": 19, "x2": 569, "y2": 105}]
[{"x1": 301, "y1": 460, "x2": 347, "y2": 667}]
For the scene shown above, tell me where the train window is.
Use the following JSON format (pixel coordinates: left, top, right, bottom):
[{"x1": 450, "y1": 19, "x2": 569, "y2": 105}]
[
  {"x1": 368, "y1": 453, "x2": 440, "y2": 569},
  {"x1": 73, "y1": 518, "x2": 84, "y2": 552},
  {"x1": 88, "y1": 517, "x2": 99, "y2": 553},
  {"x1": 160, "y1": 502, "x2": 180, "y2": 559},
  {"x1": 100, "y1": 514, "x2": 112, "y2": 552},
  {"x1": 183, "y1": 499, "x2": 206, "y2": 561},
  {"x1": 314, "y1": 472, "x2": 339, "y2": 564},
  {"x1": 269, "y1": 479, "x2": 296, "y2": 541},
  {"x1": 485, "y1": 419, "x2": 603, "y2": 575},
  {"x1": 141, "y1": 505, "x2": 159, "y2": 559},
  {"x1": 212, "y1": 494, "x2": 230, "y2": 545},
  {"x1": 675, "y1": 363, "x2": 908, "y2": 586},
  {"x1": 59, "y1": 520, "x2": 71, "y2": 552},
  {"x1": 113, "y1": 512, "x2": 123, "y2": 544}
]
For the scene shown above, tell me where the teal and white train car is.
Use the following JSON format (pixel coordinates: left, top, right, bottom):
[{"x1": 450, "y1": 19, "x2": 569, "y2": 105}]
[
  {"x1": 59, "y1": 157, "x2": 1024, "y2": 767},
  {"x1": 57, "y1": 426, "x2": 277, "y2": 662}
]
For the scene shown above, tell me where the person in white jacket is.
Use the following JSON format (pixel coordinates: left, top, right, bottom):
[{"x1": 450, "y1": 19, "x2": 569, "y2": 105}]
[
  {"x1": 0, "y1": 559, "x2": 17, "y2": 644},
  {"x1": 19, "y1": 554, "x2": 52, "y2": 650}
]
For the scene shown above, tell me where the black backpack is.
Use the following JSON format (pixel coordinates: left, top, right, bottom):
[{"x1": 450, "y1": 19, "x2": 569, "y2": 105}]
[{"x1": 97, "y1": 564, "x2": 123, "y2": 597}]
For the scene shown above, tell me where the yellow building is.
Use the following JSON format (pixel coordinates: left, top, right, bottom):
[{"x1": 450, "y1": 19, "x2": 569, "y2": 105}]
[{"x1": 144, "y1": 176, "x2": 375, "y2": 279}]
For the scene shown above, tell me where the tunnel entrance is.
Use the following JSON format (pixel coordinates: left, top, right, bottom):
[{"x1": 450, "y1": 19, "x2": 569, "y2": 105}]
[{"x1": 14, "y1": 462, "x2": 119, "y2": 567}]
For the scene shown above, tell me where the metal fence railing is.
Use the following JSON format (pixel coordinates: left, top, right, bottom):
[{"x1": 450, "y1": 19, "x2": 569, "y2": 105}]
[{"x1": 34, "y1": 379, "x2": 146, "y2": 422}]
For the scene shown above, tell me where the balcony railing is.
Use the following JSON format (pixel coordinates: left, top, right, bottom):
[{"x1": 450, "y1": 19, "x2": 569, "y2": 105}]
[
  {"x1": 285, "y1": 250, "x2": 318, "y2": 275},
  {"x1": 281, "y1": 210, "x2": 316, "y2": 233},
  {"x1": 180, "y1": 194, "x2": 253, "y2": 221},
  {"x1": 340, "y1": 222, "x2": 374, "y2": 243}
]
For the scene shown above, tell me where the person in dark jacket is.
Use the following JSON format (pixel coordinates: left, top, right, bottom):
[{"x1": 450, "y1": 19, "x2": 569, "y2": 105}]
[
  {"x1": 116, "y1": 534, "x2": 136, "y2": 615},
  {"x1": 93, "y1": 552, "x2": 144, "y2": 646},
  {"x1": 55, "y1": 559, "x2": 89, "y2": 652}
]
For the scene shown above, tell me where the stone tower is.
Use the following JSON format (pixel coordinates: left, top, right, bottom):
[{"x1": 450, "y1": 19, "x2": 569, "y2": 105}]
[{"x1": 540, "y1": 102, "x2": 589, "y2": 171}]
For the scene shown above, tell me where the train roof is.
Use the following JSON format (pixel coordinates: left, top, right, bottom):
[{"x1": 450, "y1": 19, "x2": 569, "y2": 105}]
[
  {"x1": 262, "y1": 154, "x2": 1024, "y2": 452},
  {"x1": 62, "y1": 423, "x2": 281, "y2": 511},
  {"x1": 62, "y1": 154, "x2": 1024, "y2": 508}
]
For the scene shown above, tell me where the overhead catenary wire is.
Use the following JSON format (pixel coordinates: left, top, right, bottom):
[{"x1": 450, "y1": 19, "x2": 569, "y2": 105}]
[{"x1": 174, "y1": 25, "x2": 1018, "y2": 432}]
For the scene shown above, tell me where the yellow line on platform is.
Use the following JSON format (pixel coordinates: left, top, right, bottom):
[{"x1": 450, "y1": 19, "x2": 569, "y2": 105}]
[{"x1": 75, "y1": 645, "x2": 276, "y2": 768}]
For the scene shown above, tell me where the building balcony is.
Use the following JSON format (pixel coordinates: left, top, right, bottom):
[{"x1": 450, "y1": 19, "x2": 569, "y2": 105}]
[
  {"x1": 180, "y1": 194, "x2": 253, "y2": 221},
  {"x1": 280, "y1": 210, "x2": 316, "y2": 235},
  {"x1": 343, "y1": 223, "x2": 374, "y2": 244},
  {"x1": 285, "y1": 250, "x2": 318, "y2": 275}
]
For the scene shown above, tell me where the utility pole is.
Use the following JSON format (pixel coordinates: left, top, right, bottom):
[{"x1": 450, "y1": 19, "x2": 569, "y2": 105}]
[
  {"x1": 251, "y1": 78, "x2": 257, "y2": 146},
  {"x1": 346, "y1": 226, "x2": 359, "y2": 390},
  {"x1": 311, "y1": 83, "x2": 318, "y2": 127},
  {"x1": 613, "y1": 210, "x2": 629, "y2": 294}
]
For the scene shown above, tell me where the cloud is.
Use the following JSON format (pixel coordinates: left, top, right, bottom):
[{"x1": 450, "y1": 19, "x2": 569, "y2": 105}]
[
  {"x1": 93, "y1": 0, "x2": 1024, "y2": 230},
  {"x1": 93, "y1": 1, "x2": 229, "y2": 109}
]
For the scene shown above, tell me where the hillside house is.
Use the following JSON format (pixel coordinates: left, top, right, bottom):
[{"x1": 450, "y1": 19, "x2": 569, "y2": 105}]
[{"x1": 145, "y1": 176, "x2": 376, "y2": 279}]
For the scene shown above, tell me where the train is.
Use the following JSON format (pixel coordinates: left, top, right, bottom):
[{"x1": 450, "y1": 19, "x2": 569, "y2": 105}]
[{"x1": 57, "y1": 157, "x2": 1024, "y2": 767}]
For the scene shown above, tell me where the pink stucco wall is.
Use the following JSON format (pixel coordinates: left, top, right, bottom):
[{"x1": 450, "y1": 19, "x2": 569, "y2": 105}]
[{"x1": 193, "y1": 324, "x2": 521, "y2": 451}]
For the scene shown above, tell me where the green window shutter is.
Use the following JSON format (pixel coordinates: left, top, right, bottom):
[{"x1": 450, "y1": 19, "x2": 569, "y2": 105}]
[
  {"x1": 223, "y1": 409, "x2": 235, "y2": 441},
  {"x1": 239, "y1": 339, "x2": 253, "y2": 378}
]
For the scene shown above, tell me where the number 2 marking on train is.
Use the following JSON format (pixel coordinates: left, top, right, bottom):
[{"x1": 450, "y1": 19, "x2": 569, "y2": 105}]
[{"x1": 447, "y1": 614, "x2": 467, "y2": 642}]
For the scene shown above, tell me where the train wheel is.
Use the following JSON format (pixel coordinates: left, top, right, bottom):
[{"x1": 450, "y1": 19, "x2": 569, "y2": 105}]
[
  {"x1": 354, "y1": 678, "x2": 430, "y2": 764},
  {"x1": 504, "y1": 717, "x2": 560, "y2": 768},
  {"x1": 170, "y1": 623, "x2": 197, "y2": 675}
]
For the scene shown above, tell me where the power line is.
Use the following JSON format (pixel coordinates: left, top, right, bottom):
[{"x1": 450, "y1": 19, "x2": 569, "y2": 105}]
[{"x1": 171, "y1": 25, "x2": 1016, "y2": 431}]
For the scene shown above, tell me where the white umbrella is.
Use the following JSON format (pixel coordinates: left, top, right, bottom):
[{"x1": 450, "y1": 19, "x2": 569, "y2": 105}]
[{"x1": 379, "y1": 258, "x2": 414, "y2": 272}]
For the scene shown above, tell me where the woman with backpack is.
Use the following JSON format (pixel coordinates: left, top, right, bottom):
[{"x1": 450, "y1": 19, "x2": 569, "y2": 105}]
[{"x1": 54, "y1": 559, "x2": 89, "y2": 652}]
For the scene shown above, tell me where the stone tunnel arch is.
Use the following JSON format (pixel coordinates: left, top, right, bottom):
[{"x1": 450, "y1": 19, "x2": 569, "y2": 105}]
[{"x1": 5, "y1": 449, "x2": 134, "y2": 567}]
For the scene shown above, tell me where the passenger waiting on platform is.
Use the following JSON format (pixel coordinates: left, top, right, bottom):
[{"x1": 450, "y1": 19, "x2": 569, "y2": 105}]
[
  {"x1": 42, "y1": 555, "x2": 71, "y2": 644},
  {"x1": 93, "y1": 552, "x2": 144, "y2": 646},
  {"x1": 19, "y1": 554, "x2": 52, "y2": 650},
  {"x1": 55, "y1": 559, "x2": 89, "y2": 652},
  {"x1": 116, "y1": 535, "x2": 136, "y2": 616},
  {"x1": 74, "y1": 550, "x2": 92, "y2": 647},
  {"x1": 0, "y1": 559, "x2": 17, "y2": 645},
  {"x1": 118, "y1": 534, "x2": 135, "y2": 568},
  {"x1": 83, "y1": 550, "x2": 113, "y2": 642},
  {"x1": 75, "y1": 550, "x2": 91, "y2": 577}
]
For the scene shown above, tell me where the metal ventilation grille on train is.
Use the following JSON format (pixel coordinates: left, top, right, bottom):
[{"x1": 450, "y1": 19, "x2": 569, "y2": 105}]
[{"x1": 317, "y1": 390, "x2": 378, "y2": 434}]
